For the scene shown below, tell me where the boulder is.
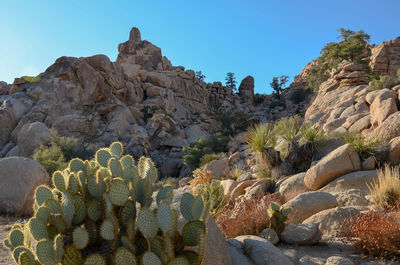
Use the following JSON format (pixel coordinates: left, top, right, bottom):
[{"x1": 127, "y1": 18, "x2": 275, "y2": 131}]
[
  {"x1": 244, "y1": 178, "x2": 274, "y2": 197},
  {"x1": 184, "y1": 125, "x2": 209, "y2": 144},
  {"x1": 361, "y1": 156, "x2": 375, "y2": 170},
  {"x1": 389, "y1": 136, "x2": 400, "y2": 165},
  {"x1": 304, "y1": 144, "x2": 361, "y2": 190},
  {"x1": 178, "y1": 177, "x2": 191, "y2": 187},
  {"x1": 303, "y1": 207, "x2": 364, "y2": 236},
  {"x1": 231, "y1": 180, "x2": 257, "y2": 198},
  {"x1": 280, "y1": 223, "x2": 322, "y2": 245},
  {"x1": 17, "y1": 122, "x2": 51, "y2": 157},
  {"x1": 203, "y1": 217, "x2": 234, "y2": 265},
  {"x1": 227, "y1": 239, "x2": 254, "y2": 265},
  {"x1": 373, "y1": 112, "x2": 400, "y2": 142},
  {"x1": 220, "y1": 179, "x2": 238, "y2": 198},
  {"x1": 325, "y1": 256, "x2": 355, "y2": 265},
  {"x1": 204, "y1": 158, "x2": 229, "y2": 178},
  {"x1": 0, "y1": 157, "x2": 49, "y2": 215},
  {"x1": 278, "y1": 172, "x2": 310, "y2": 201},
  {"x1": 0, "y1": 108, "x2": 16, "y2": 146},
  {"x1": 369, "y1": 89, "x2": 398, "y2": 127},
  {"x1": 282, "y1": 191, "x2": 338, "y2": 223},
  {"x1": 259, "y1": 228, "x2": 279, "y2": 245},
  {"x1": 319, "y1": 170, "x2": 378, "y2": 194},
  {"x1": 235, "y1": 235, "x2": 294, "y2": 265},
  {"x1": 238, "y1": 76, "x2": 255, "y2": 105}
]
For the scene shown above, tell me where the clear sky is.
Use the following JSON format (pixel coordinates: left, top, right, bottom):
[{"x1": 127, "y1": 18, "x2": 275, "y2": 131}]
[{"x1": 1, "y1": 0, "x2": 399, "y2": 94}]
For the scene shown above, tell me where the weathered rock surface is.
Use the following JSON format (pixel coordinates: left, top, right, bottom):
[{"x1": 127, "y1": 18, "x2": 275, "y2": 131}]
[
  {"x1": 0, "y1": 157, "x2": 49, "y2": 215},
  {"x1": 278, "y1": 172, "x2": 309, "y2": 201},
  {"x1": 17, "y1": 122, "x2": 51, "y2": 157},
  {"x1": 235, "y1": 235, "x2": 295, "y2": 265},
  {"x1": 238, "y1": 76, "x2": 255, "y2": 105},
  {"x1": 304, "y1": 144, "x2": 361, "y2": 190},
  {"x1": 280, "y1": 223, "x2": 322, "y2": 245},
  {"x1": 283, "y1": 191, "x2": 338, "y2": 223}
]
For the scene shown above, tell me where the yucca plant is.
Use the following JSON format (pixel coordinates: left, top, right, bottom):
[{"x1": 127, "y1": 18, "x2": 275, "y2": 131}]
[
  {"x1": 246, "y1": 123, "x2": 276, "y2": 153},
  {"x1": 273, "y1": 115, "x2": 302, "y2": 143},
  {"x1": 338, "y1": 132, "x2": 380, "y2": 159},
  {"x1": 4, "y1": 142, "x2": 209, "y2": 265}
]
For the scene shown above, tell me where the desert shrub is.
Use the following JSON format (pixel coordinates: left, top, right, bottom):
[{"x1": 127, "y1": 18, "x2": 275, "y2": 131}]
[
  {"x1": 189, "y1": 169, "x2": 214, "y2": 188},
  {"x1": 337, "y1": 132, "x2": 380, "y2": 159},
  {"x1": 183, "y1": 133, "x2": 229, "y2": 168},
  {"x1": 247, "y1": 122, "x2": 276, "y2": 153},
  {"x1": 368, "y1": 165, "x2": 400, "y2": 211},
  {"x1": 268, "y1": 100, "x2": 286, "y2": 110},
  {"x1": 143, "y1": 105, "x2": 160, "y2": 122},
  {"x1": 268, "y1": 202, "x2": 292, "y2": 235},
  {"x1": 370, "y1": 75, "x2": 399, "y2": 91},
  {"x1": 254, "y1": 94, "x2": 266, "y2": 106},
  {"x1": 199, "y1": 153, "x2": 226, "y2": 167},
  {"x1": 300, "y1": 123, "x2": 326, "y2": 146},
  {"x1": 216, "y1": 110, "x2": 255, "y2": 136},
  {"x1": 341, "y1": 210, "x2": 400, "y2": 259},
  {"x1": 4, "y1": 142, "x2": 210, "y2": 265},
  {"x1": 273, "y1": 115, "x2": 302, "y2": 142},
  {"x1": 33, "y1": 129, "x2": 97, "y2": 175},
  {"x1": 215, "y1": 193, "x2": 285, "y2": 238},
  {"x1": 154, "y1": 177, "x2": 179, "y2": 191},
  {"x1": 306, "y1": 28, "x2": 371, "y2": 91},
  {"x1": 289, "y1": 87, "x2": 308, "y2": 104},
  {"x1": 255, "y1": 165, "x2": 272, "y2": 179},
  {"x1": 227, "y1": 164, "x2": 245, "y2": 180},
  {"x1": 193, "y1": 179, "x2": 227, "y2": 218}
]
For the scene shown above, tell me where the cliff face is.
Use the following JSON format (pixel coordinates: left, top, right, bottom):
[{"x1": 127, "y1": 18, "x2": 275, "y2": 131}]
[
  {"x1": 304, "y1": 37, "x2": 400, "y2": 142},
  {"x1": 0, "y1": 27, "x2": 254, "y2": 177}
]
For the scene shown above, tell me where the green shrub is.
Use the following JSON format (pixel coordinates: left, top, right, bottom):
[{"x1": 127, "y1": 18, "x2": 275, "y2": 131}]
[
  {"x1": 306, "y1": 28, "x2": 371, "y2": 91},
  {"x1": 370, "y1": 75, "x2": 399, "y2": 91},
  {"x1": 268, "y1": 100, "x2": 286, "y2": 110},
  {"x1": 216, "y1": 111, "x2": 255, "y2": 136},
  {"x1": 338, "y1": 132, "x2": 380, "y2": 159},
  {"x1": 255, "y1": 165, "x2": 272, "y2": 179},
  {"x1": 254, "y1": 94, "x2": 265, "y2": 106},
  {"x1": 4, "y1": 142, "x2": 210, "y2": 265},
  {"x1": 33, "y1": 129, "x2": 97, "y2": 176},
  {"x1": 289, "y1": 87, "x2": 308, "y2": 104},
  {"x1": 199, "y1": 153, "x2": 226, "y2": 167},
  {"x1": 183, "y1": 133, "x2": 229, "y2": 168},
  {"x1": 247, "y1": 123, "x2": 276, "y2": 153},
  {"x1": 300, "y1": 123, "x2": 326, "y2": 145},
  {"x1": 273, "y1": 115, "x2": 302, "y2": 142}
]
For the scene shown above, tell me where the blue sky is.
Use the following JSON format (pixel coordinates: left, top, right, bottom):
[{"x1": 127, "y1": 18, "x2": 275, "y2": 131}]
[{"x1": 1, "y1": 1, "x2": 399, "y2": 94}]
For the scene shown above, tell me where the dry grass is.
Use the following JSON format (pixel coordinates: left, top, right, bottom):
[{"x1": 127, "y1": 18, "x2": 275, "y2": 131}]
[
  {"x1": 340, "y1": 209, "x2": 400, "y2": 259},
  {"x1": 368, "y1": 165, "x2": 400, "y2": 211},
  {"x1": 215, "y1": 193, "x2": 285, "y2": 238},
  {"x1": 227, "y1": 164, "x2": 245, "y2": 180},
  {"x1": 189, "y1": 168, "x2": 213, "y2": 189}
]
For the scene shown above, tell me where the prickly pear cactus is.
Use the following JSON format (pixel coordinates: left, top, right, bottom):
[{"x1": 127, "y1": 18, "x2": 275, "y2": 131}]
[
  {"x1": 267, "y1": 202, "x2": 291, "y2": 235},
  {"x1": 4, "y1": 142, "x2": 209, "y2": 265}
]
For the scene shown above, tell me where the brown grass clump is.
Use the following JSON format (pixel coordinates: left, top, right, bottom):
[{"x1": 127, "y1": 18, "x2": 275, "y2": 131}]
[
  {"x1": 368, "y1": 165, "x2": 400, "y2": 211},
  {"x1": 340, "y1": 209, "x2": 400, "y2": 259},
  {"x1": 215, "y1": 193, "x2": 285, "y2": 238},
  {"x1": 189, "y1": 168, "x2": 213, "y2": 189}
]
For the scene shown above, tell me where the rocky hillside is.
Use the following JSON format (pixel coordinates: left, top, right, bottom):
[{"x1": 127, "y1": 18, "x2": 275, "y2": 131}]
[{"x1": 0, "y1": 27, "x2": 256, "y2": 178}]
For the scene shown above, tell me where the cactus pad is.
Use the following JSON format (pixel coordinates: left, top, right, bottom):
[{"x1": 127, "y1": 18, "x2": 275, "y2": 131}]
[
  {"x1": 73, "y1": 227, "x2": 89, "y2": 250},
  {"x1": 95, "y1": 148, "x2": 112, "y2": 167},
  {"x1": 35, "y1": 185, "x2": 54, "y2": 206},
  {"x1": 120, "y1": 155, "x2": 134, "y2": 169},
  {"x1": 120, "y1": 200, "x2": 136, "y2": 225},
  {"x1": 156, "y1": 185, "x2": 173, "y2": 205},
  {"x1": 13, "y1": 247, "x2": 34, "y2": 265},
  {"x1": 109, "y1": 157, "x2": 123, "y2": 178},
  {"x1": 157, "y1": 202, "x2": 173, "y2": 233},
  {"x1": 61, "y1": 192, "x2": 75, "y2": 228},
  {"x1": 54, "y1": 234, "x2": 64, "y2": 260},
  {"x1": 168, "y1": 257, "x2": 190, "y2": 265},
  {"x1": 109, "y1": 178, "x2": 129, "y2": 206},
  {"x1": 69, "y1": 158, "x2": 85, "y2": 173},
  {"x1": 72, "y1": 195, "x2": 86, "y2": 224},
  {"x1": 29, "y1": 218, "x2": 48, "y2": 241},
  {"x1": 180, "y1": 193, "x2": 194, "y2": 221},
  {"x1": 141, "y1": 252, "x2": 161, "y2": 265},
  {"x1": 52, "y1": 171, "x2": 66, "y2": 191},
  {"x1": 9, "y1": 229, "x2": 24, "y2": 248},
  {"x1": 83, "y1": 254, "x2": 106, "y2": 265},
  {"x1": 110, "y1": 141, "x2": 123, "y2": 157},
  {"x1": 35, "y1": 206, "x2": 50, "y2": 223},
  {"x1": 137, "y1": 209, "x2": 159, "y2": 239},
  {"x1": 36, "y1": 240, "x2": 57, "y2": 265},
  {"x1": 114, "y1": 247, "x2": 137, "y2": 265},
  {"x1": 87, "y1": 199, "x2": 102, "y2": 221},
  {"x1": 100, "y1": 219, "x2": 115, "y2": 241},
  {"x1": 18, "y1": 250, "x2": 35, "y2": 265},
  {"x1": 181, "y1": 221, "x2": 206, "y2": 246},
  {"x1": 62, "y1": 246, "x2": 83, "y2": 265},
  {"x1": 191, "y1": 195, "x2": 204, "y2": 220}
]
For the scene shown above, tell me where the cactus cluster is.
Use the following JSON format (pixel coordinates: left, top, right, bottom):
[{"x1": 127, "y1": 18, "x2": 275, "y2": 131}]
[
  {"x1": 4, "y1": 142, "x2": 209, "y2": 265},
  {"x1": 267, "y1": 202, "x2": 291, "y2": 235}
]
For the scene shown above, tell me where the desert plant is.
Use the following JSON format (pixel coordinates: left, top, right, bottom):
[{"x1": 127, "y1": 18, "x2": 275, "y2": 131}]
[
  {"x1": 254, "y1": 165, "x2": 272, "y2": 180},
  {"x1": 247, "y1": 123, "x2": 276, "y2": 153},
  {"x1": 193, "y1": 179, "x2": 227, "y2": 218},
  {"x1": 341, "y1": 210, "x2": 400, "y2": 259},
  {"x1": 215, "y1": 194, "x2": 285, "y2": 238},
  {"x1": 368, "y1": 165, "x2": 400, "y2": 211},
  {"x1": 34, "y1": 130, "x2": 97, "y2": 176},
  {"x1": 225, "y1": 72, "x2": 237, "y2": 92},
  {"x1": 300, "y1": 123, "x2": 325, "y2": 144},
  {"x1": 189, "y1": 169, "x2": 214, "y2": 188},
  {"x1": 215, "y1": 110, "x2": 255, "y2": 136},
  {"x1": 289, "y1": 87, "x2": 308, "y2": 104},
  {"x1": 273, "y1": 116, "x2": 302, "y2": 142},
  {"x1": 22, "y1": 75, "x2": 40, "y2": 83},
  {"x1": 370, "y1": 75, "x2": 399, "y2": 91},
  {"x1": 153, "y1": 177, "x2": 179, "y2": 191},
  {"x1": 267, "y1": 202, "x2": 291, "y2": 235},
  {"x1": 270, "y1": 75, "x2": 289, "y2": 98},
  {"x1": 4, "y1": 142, "x2": 209, "y2": 265},
  {"x1": 227, "y1": 164, "x2": 245, "y2": 180},
  {"x1": 199, "y1": 153, "x2": 226, "y2": 167},
  {"x1": 338, "y1": 132, "x2": 380, "y2": 159},
  {"x1": 183, "y1": 133, "x2": 229, "y2": 168}
]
